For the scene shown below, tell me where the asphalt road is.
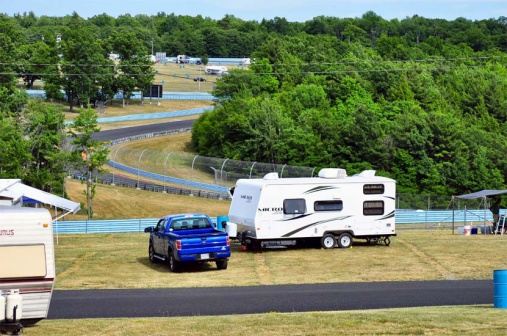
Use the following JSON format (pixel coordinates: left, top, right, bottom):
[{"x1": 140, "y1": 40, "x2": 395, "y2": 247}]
[
  {"x1": 48, "y1": 280, "x2": 492, "y2": 319},
  {"x1": 93, "y1": 119, "x2": 196, "y2": 141}
]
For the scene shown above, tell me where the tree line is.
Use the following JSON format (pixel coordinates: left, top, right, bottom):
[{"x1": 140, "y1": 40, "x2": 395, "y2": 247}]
[
  {"x1": 1, "y1": 10, "x2": 507, "y2": 199},
  {"x1": 192, "y1": 29, "x2": 507, "y2": 196}
]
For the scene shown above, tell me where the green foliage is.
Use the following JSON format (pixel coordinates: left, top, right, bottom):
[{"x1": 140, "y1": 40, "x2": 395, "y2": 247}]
[
  {"x1": 22, "y1": 100, "x2": 67, "y2": 194},
  {"x1": 68, "y1": 108, "x2": 110, "y2": 219},
  {"x1": 4, "y1": 11, "x2": 507, "y2": 197}
]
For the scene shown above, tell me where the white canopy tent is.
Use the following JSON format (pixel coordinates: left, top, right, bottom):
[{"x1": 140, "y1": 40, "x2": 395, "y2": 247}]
[
  {"x1": 453, "y1": 189, "x2": 507, "y2": 234},
  {"x1": 0, "y1": 179, "x2": 80, "y2": 221}
]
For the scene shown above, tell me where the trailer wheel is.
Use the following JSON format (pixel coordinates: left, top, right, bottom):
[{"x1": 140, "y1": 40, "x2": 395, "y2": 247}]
[
  {"x1": 168, "y1": 252, "x2": 180, "y2": 272},
  {"x1": 337, "y1": 233, "x2": 353, "y2": 248},
  {"x1": 148, "y1": 243, "x2": 159, "y2": 263},
  {"x1": 384, "y1": 237, "x2": 391, "y2": 246},
  {"x1": 216, "y1": 259, "x2": 228, "y2": 270},
  {"x1": 321, "y1": 234, "x2": 336, "y2": 249}
]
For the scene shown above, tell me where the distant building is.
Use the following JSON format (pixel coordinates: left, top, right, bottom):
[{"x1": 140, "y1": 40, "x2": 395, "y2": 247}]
[
  {"x1": 205, "y1": 65, "x2": 228, "y2": 75},
  {"x1": 155, "y1": 52, "x2": 166, "y2": 63},
  {"x1": 109, "y1": 53, "x2": 120, "y2": 61}
]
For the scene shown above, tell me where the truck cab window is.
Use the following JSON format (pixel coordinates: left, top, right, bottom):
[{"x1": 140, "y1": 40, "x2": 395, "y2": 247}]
[
  {"x1": 283, "y1": 198, "x2": 306, "y2": 214},
  {"x1": 155, "y1": 219, "x2": 165, "y2": 232}
]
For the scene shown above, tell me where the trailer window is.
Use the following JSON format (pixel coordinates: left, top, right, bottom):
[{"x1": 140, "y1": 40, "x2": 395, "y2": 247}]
[
  {"x1": 363, "y1": 201, "x2": 384, "y2": 215},
  {"x1": 0, "y1": 244, "x2": 47, "y2": 279},
  {"x1": 283, "y1": 199, "x2": 306, "y2": 214},
  {"x1": 363, "y1": 184, "x2": 385, "y2": 194},
  {"x1": 314, "y1": 200, "x2": 343, "y2": 211}
]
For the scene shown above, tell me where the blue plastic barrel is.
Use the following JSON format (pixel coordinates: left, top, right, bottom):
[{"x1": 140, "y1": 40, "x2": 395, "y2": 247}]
[
  {"x1": 216, "y1": 215, "x2": 229, "y2": 230},
  {"x1": 494, "y1": 270, "x2": 507, "y2": 308}
]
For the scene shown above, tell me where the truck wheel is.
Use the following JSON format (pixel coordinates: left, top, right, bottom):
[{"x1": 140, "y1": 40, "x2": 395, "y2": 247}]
[
  {"x1": 216, "y1": 259, "x2": 228, "y2": 270},
  {"x1": 149, "y1": 243, "x2": 159, "y2": 263},
  {"x1": 168, "y1": 253, "x2": 180, "y2": 272},
  {"x1": 321, "y1": 234, "x2": 336, "y2": 249},
  {"x1": 337, "y1": 233, "x2": 352, "y2": 248}
]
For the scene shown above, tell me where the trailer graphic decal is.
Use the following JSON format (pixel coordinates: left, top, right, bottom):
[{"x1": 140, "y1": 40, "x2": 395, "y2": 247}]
[
  {"x1": 303, "y1": 186, "x2": 338, "y2": 194},
  {"x1": 281, "y1": 216, "x2": 352, "y2": 237},
  {"x1": 378, "y1": 211, "x2": 395, "y2": 220}
]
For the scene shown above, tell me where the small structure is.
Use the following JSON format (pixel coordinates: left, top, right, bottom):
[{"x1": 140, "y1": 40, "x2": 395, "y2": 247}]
[
  {"x1": 205, "y1": 65, "x2": 228, "y2": 75},
  {"x1": 177, "y1": 55, "x2": 190, "y2": 63}
]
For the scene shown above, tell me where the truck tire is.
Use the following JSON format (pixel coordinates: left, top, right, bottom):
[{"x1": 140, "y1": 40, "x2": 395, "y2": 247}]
[
  {"x1": 168, "y1": 252, "x2": 180, "y2": 272},
  {"x1": 321, "y1": 234, "x2": 336, "y2": 249},
  {"x1": 216, "y1": 259, "x2": 228, "y2": 270},
  {"x1": 148, "y1": 243, "x2": 159, "y2": 263},
  {"x1": 337, "y1": 233, "x2": 353, "y2": 248}
]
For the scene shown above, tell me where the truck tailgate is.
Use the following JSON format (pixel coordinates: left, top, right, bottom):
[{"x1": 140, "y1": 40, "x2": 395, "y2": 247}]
[{"x1": 178, "y1": 232, "x2": 230, "y2": 258}]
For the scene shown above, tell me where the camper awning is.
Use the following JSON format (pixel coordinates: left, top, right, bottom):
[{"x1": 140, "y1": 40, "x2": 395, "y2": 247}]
[
  {"x1": 0, "y1": 179, "x2": 80, "y2": 216},
  {"x1": 456, "y1": 190, "x2": 507, "y2": 200}
]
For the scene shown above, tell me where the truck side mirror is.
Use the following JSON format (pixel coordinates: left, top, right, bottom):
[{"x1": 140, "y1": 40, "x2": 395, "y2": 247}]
[{"x1": 144, "y1": 227, "x2": 154, "y2": 233}]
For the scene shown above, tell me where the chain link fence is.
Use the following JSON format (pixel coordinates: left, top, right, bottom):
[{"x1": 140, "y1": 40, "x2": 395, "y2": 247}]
[{"x1": 109, "y1": 146, "x2": 316, "y2": 190}]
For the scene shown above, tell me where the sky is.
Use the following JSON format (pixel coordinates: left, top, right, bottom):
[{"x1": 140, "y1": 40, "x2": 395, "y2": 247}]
[{"x1": 1, "y1": 0, "x2": 506, "y2": 22}]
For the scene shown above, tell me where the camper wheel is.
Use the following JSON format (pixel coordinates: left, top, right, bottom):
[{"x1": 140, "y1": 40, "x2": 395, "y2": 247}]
[
  {"x1": 383, "y1": 237, "x2": 391, "y2": 246},
  {"x1": 321, "y1": 234, "x2": 336, "y2": 249},
  {"x1": 337, "y1": 233, "x2": 353, "y2": 248}
]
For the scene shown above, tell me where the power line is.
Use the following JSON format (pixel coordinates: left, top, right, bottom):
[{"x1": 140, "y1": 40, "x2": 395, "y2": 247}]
[{"x1": 1, "y1": 55, "x2": 506, "y2": 68}]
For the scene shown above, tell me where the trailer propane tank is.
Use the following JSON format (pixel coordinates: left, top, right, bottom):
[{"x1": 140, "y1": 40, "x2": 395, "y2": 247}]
[
  {"x1": 0, "y1": 293, "x2": 5, "y2": 321},
  {"x1": 5, "y1": 290, "x2": 22, "y2": 322}
]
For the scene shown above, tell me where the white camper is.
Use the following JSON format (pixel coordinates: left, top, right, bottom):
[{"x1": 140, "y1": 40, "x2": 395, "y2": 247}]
[
  {"x1": 0, "y1": 206, "x2": 55, "y2": 333},
  {"x1": 227, "y1": 168, "x2": 396, "y2": 249},
  {"x1": 205, "y1": 65, "x2": 228, "y2": 75}
]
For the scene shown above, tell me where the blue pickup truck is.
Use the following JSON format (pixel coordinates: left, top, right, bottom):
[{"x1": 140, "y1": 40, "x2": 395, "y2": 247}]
[{"x1": 144, "y1": 213, "x2": 231, "y2": 272}]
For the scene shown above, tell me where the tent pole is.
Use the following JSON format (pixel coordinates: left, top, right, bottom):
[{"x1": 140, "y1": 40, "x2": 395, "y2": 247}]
[
  {"x1": 484, "y1": 196, "x2": 487, "y2": 234},
  {"x1": 451, "y1": 196, "x2": 455, "y2": 235}
]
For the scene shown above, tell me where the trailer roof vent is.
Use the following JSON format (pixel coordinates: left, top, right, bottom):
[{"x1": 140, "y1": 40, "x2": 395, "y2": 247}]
[
  {"x1": 263, "y1": 172, "x2": 279, "y2": 180},
  {"x1": 318, "y1": 168, "x2": 347, "y2": 179},
  {"x1": 354, "y1": 170, "x2": 376, "y2": 178}
]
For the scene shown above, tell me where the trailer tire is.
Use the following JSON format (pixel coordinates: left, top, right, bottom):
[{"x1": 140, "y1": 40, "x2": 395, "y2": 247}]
[
  {"x1": 384, "y1": 237, "x2": 391, "y2": 246},
  {"x1": 148, "y1": 243, "x2": 159, "y2": 263},
  {"x1": 216, "y1": 259, "x2": 228, "y2": 270},
  {"x1": 168, "y1": 252, "x2": 180, "y2": 272},
  {"x1": 337, "y1": 233, "x2": 353, "y2": 248},
  {"x1": 321, "y1": 234, "x2": 336, "y2": 249}
]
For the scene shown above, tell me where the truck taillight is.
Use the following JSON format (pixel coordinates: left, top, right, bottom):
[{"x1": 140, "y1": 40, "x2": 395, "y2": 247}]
[
  {"x1": 226, "y1": 236, "x2": 230, "y2": 246},
  {"x1": 176, "y1": 240, "x2": 182, "y2": 250}
]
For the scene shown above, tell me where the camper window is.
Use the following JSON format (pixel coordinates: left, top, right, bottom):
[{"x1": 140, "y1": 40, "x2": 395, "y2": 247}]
[
  {"x1": 314, "y1": 200, "x2": 343, "y2": 211},
  {"x1": 363, "y1": 184, "x2": 385, "y2": 194},
  {"x1": 363, "y1": 201, "x2": 384, "y2": 215},
  {"x1": 283, "y1": 198, "x2": 306, "y2": 214}
]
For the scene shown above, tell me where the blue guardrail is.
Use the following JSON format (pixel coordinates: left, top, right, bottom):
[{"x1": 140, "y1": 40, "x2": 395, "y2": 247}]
[{"x1": 53, "y1": 209, "x2": 501, "y2": 234}]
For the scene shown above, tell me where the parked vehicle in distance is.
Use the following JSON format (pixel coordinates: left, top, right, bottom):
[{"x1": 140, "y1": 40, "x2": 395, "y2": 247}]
[
  {"x1": 193, "y1": 77, "x2": 206, "y2": 82},
  {"x1": 144, "y1": 213, "x2": 230, "y2": 272}
]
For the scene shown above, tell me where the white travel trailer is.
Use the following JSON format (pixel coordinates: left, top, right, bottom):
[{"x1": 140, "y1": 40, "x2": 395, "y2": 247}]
[
  {"x1": 0, "y1": 179, "x2": 80, "y2": 333},
  {"x1": 0, "y1": 206, "x2": 55, "y2": 334},
  {"x1": 227, "y1": 168, "x2": 396, "y2": 249}
]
